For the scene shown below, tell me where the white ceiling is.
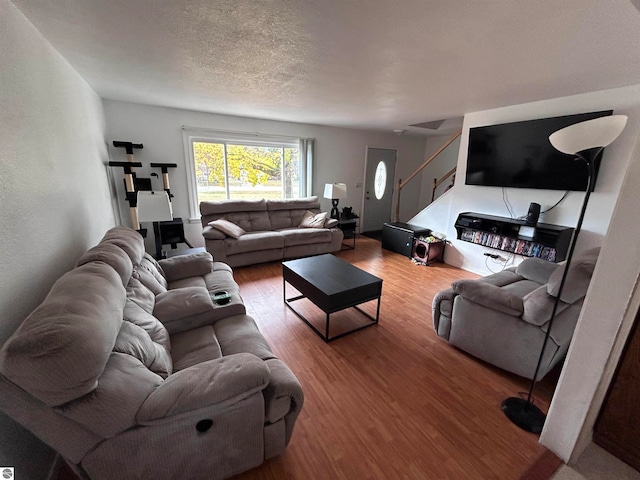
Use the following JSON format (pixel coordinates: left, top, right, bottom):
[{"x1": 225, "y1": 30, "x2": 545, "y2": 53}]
[{"x1": 11, "y1": 0, "x2": 640, "y2": 134}]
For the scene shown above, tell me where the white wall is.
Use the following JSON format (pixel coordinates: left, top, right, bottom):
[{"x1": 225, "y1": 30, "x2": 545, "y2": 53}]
[
  {"x1": 418, "y1": 135, "x2": 461, "y2": 207},
  {"x1": 102, "y1": 100, "x2": 427, "y2": 246},
  {"x1": 0, "y1": 1, "x2": 114, "y2": 477},
  {"x1": 410, "y1": 86, "x2": 640, "y2": 275}
]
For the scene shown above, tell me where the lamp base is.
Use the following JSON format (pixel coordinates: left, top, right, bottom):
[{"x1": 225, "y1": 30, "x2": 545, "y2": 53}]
[{"x1": 501, "y1": 397, "x2": 546, "y2": 433}]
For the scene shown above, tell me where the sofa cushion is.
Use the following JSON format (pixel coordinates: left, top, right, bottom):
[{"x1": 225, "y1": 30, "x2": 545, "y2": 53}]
[
  {"x1": 200, "y1": 198, "x2": 267, "y2": 216},
  {"x1": 126, "y1": 277, "x2": 156, "y2": 314},
  {"x1": 100, "y1": 227, "x2": 146, "y2": 267},
  {"x1": 55, "y1": 353, "x2": 162, "y2": 438},
  {"x1": 208, "y1": 219, "x2": 246, "y2": 239},
  {"x1": 215, "y1": 315, "x2": 277, "y2": 361},
  {"x1": 548, "y1": 247, "x2": 600, "y2": 303},
  {"x1": 266, "y1": 196, "x2": 320, "y2": 211},
  {"x1": 522, "y1": 286, "x2": 570, "y2": 326},
  {"x1": 279, "y1": 228, "x2": 332, "y2": 247},
  {"x1": 114, "y1": 321, "x2": 172, "y2": 378},
  {"x1": 132, "y1": 265, "x2": 167, "y2": 296},
  {"x1": 159, "y1": 252, "x2": 213, "y2": 282},
  {"x1": 153, "y1": 287, "x2": 214, "y2": 325},
  {"x1": 516, "y1": 257, "x2": 559, "y2": 285},
  {"x1": 299, "y1": 210, "x2": 328, "y2": 229},
  {"x1": 225, "y1": 231, "x2": 284, "y2": 256},
  {"x1": 170, "y1": 325, "x2": 223, "y2": 372},
  {"x1": 222, "y1": 211, "x2": 272, "y2": 232},
  {"x1": 202, "y1": 225, "x2": 226, "y2": 240},
  {"x1": 123, "y1": 299, "x2": 171, "y2": 352},
  {"x1": 140, "y1": 254, "x2": 168, "y2": 288},
  {"x1": 76, "y1": 242, "x2": 133, "y2": 286},
  {"x1": 0, "y1": 262, "x2": 125, "y2": 406}
]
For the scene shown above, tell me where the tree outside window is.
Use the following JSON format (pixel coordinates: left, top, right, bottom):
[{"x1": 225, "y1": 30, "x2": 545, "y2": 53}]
[{"x1": 194, "y1": 142, "x2": 300, "y2": 203}]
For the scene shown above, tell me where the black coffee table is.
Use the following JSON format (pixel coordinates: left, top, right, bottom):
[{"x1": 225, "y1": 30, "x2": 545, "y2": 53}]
[{"x1": 282, "y1": 254, "x2": 383, "y2": 342}]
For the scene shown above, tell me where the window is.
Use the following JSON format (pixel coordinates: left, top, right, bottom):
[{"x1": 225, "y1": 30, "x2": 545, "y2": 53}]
[
  {"x1": 374, "y1": 161, "x2": 387, "y2": 199},
  {"x1": 183, "y1": 128, "x2": 313, "y2": 220}
]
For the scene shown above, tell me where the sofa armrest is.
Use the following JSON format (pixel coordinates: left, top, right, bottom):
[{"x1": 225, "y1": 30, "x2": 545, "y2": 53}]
[
  {"x1": 153, "y1": 287, "x2": 214, "y2": 333},
  {"x1": 452, "y1": 280, "x2": 524, "y2": 316},
  {"x1": 136, "y1": 354, "x2": 270, "y2": 422},
  {"x1": 158, "y1": 253, "x2": 213, "y2": 282},
  {"x1": 325, "y1": 218, "x2": 338, "y2": 228}
]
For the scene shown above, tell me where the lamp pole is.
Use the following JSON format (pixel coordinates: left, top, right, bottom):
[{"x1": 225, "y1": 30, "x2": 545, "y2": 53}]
[{"x1": 501, "y1": 149, "x2": 598, "y2": 433}]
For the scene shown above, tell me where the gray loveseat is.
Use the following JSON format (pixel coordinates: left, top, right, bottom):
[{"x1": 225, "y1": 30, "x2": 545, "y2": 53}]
[
  {"x1": 200, "y1": 196, "x2": 343, "y2": 267},
  {"x1": 0, "y1": 226, "x2": 303, "y2": 480},
  {"x1": 432, "y1": 247, "x2": 599, "y2": 380}
]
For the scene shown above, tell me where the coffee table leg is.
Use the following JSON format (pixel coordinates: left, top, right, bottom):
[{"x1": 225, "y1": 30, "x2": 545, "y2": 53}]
[{"x1": 326, "y1": 313, "x2": 330, "y2": 340}]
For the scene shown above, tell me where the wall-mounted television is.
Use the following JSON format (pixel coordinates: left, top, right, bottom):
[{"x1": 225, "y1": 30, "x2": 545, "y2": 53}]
[{"x1": 465, "y1": 110, "x2": 613, "y2": 191}]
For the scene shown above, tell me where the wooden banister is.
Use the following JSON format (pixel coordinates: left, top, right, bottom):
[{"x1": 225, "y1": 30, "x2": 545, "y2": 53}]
[
  {"x1": 431, "y1": 167, "x2": 456, "y2": 202},
  {"x1": 394, "y1": 129, "x2": 461, "y2": 222}
]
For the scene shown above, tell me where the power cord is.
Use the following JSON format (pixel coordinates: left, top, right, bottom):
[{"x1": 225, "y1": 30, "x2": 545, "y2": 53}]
[
  {"x1": 502, "y1": 187, "x2": 516, "y2": 218},
  {"x1": 541, "y1": 190, "x2": 571, "y2": 214}
]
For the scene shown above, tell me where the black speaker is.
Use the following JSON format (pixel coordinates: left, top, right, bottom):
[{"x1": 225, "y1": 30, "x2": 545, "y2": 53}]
[{"x1": 525, "y1": 202, "x2": 541, "y2": 226}]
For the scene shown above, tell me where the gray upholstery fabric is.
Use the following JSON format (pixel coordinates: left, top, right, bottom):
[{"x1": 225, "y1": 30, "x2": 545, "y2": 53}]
[
  {"x1": 452, "y1": 280, "x2": 524, "y2": 316},
  {"x1": 225, "y1": 231, "x2": 285, "y2": 256},
  {"x1": 76, "y1": 242, "x2": 133, "y2": 286},
  {"x1": 516, "y1": 257, "x2": 559, "y2": 285},
  {"x1": 548, "y1": 247, "x2": 600, "y2": 303},
  {"x1": 0, "y1": 225, "x2": 304, "y2": 478},
  {"x1": 158, "y1": 252, "x2": 213, "y2": 281},
  {"x1": 433, "y1": 247, "x2": 600, "y2": 380},
  {"x1": 170, "y1": 325, "x2": 223, "y2": 372},
  {"x1": 279, "y1": 227, "x2": 332, "y2": 246},
  {"x1": 0, "y1": 262, "x2": 125, "y2": 406},
  {"x1": 200, "y1": 197, "x2": 342, "y2": 267}
]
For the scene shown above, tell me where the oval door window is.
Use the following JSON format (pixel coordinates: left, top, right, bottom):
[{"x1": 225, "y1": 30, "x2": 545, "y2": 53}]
[{"x1": 374, "y1": 161, "x2": 387, "y2": 199}]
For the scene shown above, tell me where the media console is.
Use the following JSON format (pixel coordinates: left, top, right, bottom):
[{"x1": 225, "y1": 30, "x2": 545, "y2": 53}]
[{"x1": 454, "y1": 212, "x2": 574, "y2": 262}]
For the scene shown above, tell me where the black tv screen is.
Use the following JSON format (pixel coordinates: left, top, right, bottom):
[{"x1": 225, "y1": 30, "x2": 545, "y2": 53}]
[{"x1": 465, "y1": 110, "x2": 613, "y2": 191}]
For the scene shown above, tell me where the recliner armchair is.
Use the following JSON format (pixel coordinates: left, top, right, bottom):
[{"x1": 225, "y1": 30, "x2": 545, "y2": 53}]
[{"x1": 432, "y1": 247, "x2": 600, "y2": 380}]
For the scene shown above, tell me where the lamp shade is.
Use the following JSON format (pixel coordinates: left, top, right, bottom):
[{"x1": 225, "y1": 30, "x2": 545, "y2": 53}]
[
  {"x1": 549, "y1": 115, "x2": 628, "y2": 154},
  {"x1": 323, "y1": 183, "x2": 347, "y2": 200},
  {"x1": 137, "y1": 191, "x2": 173, "y2": 222}
]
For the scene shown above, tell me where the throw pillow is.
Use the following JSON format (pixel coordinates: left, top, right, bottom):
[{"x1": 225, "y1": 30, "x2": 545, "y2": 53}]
[
  {"x1": 299, "y1": 210, "x2": 328, "y2": 229},
  {"x1": 208, "y1": 219, "x2": 245, "y2": 239}
]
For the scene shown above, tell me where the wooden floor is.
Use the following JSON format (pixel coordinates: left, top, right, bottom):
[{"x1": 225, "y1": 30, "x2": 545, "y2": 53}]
[{"x1": 231, "y1": 236, "x2": 561, "y2": 480}]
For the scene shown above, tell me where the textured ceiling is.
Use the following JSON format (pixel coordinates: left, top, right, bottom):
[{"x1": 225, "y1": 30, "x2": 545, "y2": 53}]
[{"x1": 11, "y1": 0, "x2": 640, "y2": 133}]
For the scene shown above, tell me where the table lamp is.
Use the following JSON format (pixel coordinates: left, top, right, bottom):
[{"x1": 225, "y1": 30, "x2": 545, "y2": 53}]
[{"x1": 324, "y1": 183, "x2": 347, "y2": 219}]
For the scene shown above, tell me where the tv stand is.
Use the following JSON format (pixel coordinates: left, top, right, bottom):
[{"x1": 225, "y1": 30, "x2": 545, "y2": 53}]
[{"x1": 454, "y1": 212, "x2": 574, "y2": 262}]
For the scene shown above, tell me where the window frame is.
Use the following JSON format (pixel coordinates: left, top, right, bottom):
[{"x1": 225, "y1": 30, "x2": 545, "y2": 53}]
[{"x1": 182, "y1": 127, "x2": 310, "y2": 221}]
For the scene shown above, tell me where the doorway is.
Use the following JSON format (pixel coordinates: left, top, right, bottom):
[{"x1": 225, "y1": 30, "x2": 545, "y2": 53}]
[{"x1": 361, "y1": 147, "x2": 397, "y2": 234}]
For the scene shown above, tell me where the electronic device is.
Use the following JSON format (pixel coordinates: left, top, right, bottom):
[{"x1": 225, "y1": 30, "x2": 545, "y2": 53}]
[
  {"x1": 465, "y1": 110, "x2": 613, "y2": 191},
  {"x1": 212, "y1": 291, "x2": 231, "y2": 305},
  {"x1": 525, "y1": 202, "x2": 541, "y2": 225}
]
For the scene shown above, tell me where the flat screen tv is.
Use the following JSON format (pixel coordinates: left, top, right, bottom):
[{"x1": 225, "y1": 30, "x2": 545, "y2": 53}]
[{"x1": 465, "y1": 110, "x2": 613, "y2": 191}]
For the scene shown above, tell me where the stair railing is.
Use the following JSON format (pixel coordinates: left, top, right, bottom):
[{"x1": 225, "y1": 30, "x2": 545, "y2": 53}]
[
  {"x1": 431, "y1": 168, "x2": 456, "y2": 202},
  {"x1": 394, "y1": 129, "x2": 462, "y2": 222}
]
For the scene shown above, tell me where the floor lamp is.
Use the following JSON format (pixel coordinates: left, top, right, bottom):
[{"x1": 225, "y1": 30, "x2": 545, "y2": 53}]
[{"x1": 501, "y1": 114, "x2": 628, "y2": 433}]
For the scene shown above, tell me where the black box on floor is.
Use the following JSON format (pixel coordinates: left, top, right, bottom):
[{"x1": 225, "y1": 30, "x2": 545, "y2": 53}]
[{"x1": 382, "y1": 222, "x2": 432, "y2": 257}]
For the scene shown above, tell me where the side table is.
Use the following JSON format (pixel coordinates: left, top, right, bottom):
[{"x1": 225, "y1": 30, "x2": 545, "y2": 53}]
[{"x1": 337, "y1": 217, "x2": 358, "y2": 249}]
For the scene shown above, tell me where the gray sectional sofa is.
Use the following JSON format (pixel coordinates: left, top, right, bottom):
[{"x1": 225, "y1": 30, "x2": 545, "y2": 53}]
[
  {"x1": 0, "y1": 226, "x2": 303, "y2": 480},
  {"x1": 200, "y1": 196, "x2": 343, "y2": 267}
]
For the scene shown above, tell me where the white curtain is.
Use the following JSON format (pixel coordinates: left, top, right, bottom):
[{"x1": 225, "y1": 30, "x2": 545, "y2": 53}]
[{"x1": 299, "y1": 138, "x2": 315, "y2": 198}]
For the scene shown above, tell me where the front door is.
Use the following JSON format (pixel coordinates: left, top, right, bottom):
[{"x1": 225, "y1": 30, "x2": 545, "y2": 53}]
[{"x1": 362, "y1": 148, "x2": 397, "y2": 233}]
